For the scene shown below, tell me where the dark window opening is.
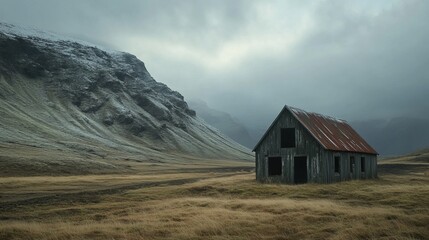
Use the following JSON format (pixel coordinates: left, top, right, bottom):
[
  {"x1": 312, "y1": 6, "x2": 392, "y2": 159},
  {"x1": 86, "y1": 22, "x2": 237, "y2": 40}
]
[
  {"x1": 350, "y1": 156, "x2": 355, "y2": 174},
  {"x1": 294, "y1": 156, "x2": 308, "y2": 184},
  {"x1": 268, "y1": 157, "x2": 282, "y2": 176},
  {"x1": 361, "y1": 157, "x2": 365, "y2": 173},
  {"x1": 334, "y1": 156, "x2": 340, "y2": 174},
  {"x1": 281, "y1": 128, "x2": 295, "y2": 148}
]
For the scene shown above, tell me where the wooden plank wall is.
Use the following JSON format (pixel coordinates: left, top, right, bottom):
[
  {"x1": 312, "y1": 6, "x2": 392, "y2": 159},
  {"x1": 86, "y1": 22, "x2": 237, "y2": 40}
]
[
  {"x1": 327, "y1": 152, "x2": 377, "y2": 183},
  {"x1": 255, "y1": 108, "x2": 324, "y2": 183}
]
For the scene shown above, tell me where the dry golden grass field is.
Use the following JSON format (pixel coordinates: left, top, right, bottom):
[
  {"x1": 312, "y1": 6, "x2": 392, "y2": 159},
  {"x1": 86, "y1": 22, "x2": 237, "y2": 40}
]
[{"x1": 1, "y1": 149, "x2": 429, "y2": 240}]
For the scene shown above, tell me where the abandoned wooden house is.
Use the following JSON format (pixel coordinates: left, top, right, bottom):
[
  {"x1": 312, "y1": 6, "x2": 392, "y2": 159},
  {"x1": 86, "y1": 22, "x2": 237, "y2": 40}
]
[{"x1": 253, "y1": 105, "x2": 378, "y2": 184}]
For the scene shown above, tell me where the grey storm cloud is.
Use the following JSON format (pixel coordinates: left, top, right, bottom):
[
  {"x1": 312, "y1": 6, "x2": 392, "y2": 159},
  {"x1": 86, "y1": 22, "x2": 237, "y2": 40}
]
[{"x1": 0, "y1": 0, "x2": 428, "y2": 129}]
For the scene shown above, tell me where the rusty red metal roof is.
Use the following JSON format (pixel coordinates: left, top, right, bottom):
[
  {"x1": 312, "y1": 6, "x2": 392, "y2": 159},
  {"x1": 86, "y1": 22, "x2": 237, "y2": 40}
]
[
  {"x1": 253, "y1": 105, "x2": 378, "y2": 154},
  {"x1": 288, "y1": 106, "x2": 377, "y2": 154}
]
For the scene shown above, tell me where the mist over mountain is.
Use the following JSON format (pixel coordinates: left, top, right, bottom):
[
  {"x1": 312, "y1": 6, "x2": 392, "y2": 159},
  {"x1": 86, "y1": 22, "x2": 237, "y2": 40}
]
[
  {"x1": 190, "y1": 100, "x2": 429, "y2": 156},
  {"x1": 351, "y1": 118, "x2": 429, "y2": 156},
  {"x1": 188, "y1": 99, "x2": 256, "y2": 149},
  {"x1": 0, "y1": 22, "x2": 251, "y2": 170},
  {"x1": 0, "y1": 19, "x2": 427, "y2": 168}
]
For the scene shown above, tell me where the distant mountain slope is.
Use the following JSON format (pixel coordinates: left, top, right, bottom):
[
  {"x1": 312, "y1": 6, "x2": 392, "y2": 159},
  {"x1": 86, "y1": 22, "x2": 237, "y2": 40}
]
[
  {"x1": 186, "y1": 96, "x2": 429, "y2": 156},
  {"x1": 188, "y1": 100, "x2": 256, "y2": 148},
  {"x1": 0, "y1": 22, "x2": 252, "y2": 164},
  {"x1": 351, "y1": 118, "x2": 429, "y2": 156}
]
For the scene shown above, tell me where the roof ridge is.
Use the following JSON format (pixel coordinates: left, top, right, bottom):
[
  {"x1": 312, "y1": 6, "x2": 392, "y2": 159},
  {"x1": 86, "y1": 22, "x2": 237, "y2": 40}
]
[{"x1": 286, "y1": 105, "x2": 347, "y2": 123}]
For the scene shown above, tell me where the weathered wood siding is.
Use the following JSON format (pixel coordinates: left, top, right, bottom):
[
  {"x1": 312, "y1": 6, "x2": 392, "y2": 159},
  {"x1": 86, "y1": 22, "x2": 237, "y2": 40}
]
[
  {"x1": 327, "y1": 152, "x2": 377, "y2": 183},
  {"x1": 255, "y1": 108, "x2": 323, "y2": 183},
  {"x1": 255, "y1": 108, "x2": 377, "y2": 184}
]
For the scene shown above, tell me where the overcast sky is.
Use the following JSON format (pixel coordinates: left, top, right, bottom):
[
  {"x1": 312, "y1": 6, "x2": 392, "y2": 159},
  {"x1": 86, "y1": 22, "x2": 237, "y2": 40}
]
[{"x1": 1, "y1": 0, "x2": 428, "y2": 129}]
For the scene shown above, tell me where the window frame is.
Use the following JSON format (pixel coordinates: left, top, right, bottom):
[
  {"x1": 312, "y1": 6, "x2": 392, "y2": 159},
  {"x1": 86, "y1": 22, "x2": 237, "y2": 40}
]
[
  {"x1": 350, "y1": 156, "x2": 355, "y2": 174},
  {"x1": 280, "y1": 128, "x2": 296, "y2": 148},
  {"x1": 361, "y1": 157, "x2": 366, "y2": 173},
  {"x1": 334, "y1": 156, "x2": 341, "y2": 174},
  {"x1": 268, "y1": 156, "x2": 282, "y2": 176}
]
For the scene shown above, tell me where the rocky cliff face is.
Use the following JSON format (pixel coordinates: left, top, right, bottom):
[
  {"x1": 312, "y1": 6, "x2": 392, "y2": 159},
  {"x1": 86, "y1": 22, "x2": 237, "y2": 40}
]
[{"x1": 0, "y1": 23, "x2": 251, "y2": 162}]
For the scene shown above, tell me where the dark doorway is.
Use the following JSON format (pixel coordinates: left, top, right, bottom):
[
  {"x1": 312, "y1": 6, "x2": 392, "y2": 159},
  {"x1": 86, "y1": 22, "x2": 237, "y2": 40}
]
[
  {"x1": 268, "y1": 157, "x2": 282, "y2": 176},
  {"x1": 294, "y1": 156, "x2": 307, "y2": 184}
]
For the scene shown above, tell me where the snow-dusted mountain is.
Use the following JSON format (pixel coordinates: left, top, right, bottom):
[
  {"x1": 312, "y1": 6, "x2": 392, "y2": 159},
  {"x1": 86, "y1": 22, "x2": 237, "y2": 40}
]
[{"x1": 0, "y1": 23, "x2": 252, "y2": 169}]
